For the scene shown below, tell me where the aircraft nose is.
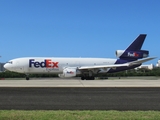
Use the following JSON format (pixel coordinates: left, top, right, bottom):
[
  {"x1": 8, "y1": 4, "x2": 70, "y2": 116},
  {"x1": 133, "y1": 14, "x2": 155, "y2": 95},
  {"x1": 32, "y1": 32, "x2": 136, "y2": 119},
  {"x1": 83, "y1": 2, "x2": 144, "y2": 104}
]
[
  {"x1": 4, "y1": 63, "x2": 12, "y2": 71},
  {"x1": 4, "y1": 63, "x2": 8, "y2": 70}
]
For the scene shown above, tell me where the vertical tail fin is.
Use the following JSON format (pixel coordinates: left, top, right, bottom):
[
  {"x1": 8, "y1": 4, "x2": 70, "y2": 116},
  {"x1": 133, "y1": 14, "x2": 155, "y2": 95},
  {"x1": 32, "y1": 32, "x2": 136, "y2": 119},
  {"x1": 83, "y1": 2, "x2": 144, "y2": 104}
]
[
  {"x1": 125, "y1": 34, "x2": 146, "y2": 51},
  {"x1": 116, "y1": 34, "x2": 149, "y2": 60}
]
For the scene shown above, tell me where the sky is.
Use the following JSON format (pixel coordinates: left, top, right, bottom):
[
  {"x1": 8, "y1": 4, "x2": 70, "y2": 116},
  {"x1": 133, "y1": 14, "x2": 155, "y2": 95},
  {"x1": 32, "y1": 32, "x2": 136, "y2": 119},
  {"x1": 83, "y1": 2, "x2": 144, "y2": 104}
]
[{"x1": 0, "y1": 0, "x2": 160, "y2": 65}]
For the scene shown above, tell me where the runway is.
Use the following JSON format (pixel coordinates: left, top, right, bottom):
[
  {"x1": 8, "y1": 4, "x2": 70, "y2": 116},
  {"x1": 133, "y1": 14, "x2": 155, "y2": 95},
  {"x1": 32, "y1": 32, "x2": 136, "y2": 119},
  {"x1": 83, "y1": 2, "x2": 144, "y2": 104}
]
[
  {"x1": 0, "y1": 87, "x2": 160, "y2": 110},
  {"x1": 0, "y1": 78, "x2": 160, "y2": 110},
  {"x1": 0, "y1": 77, "x2": 160, "y2": 87}
]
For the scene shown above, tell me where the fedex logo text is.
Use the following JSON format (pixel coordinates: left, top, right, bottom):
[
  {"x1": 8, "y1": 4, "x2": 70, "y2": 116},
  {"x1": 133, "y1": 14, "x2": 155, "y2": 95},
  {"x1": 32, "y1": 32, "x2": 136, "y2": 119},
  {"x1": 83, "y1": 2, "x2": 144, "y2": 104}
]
[
  {"x1": 67, "y1": 71, "x2": 74, "y2": 74},
  {"x1": 128, "y1": 52, "x2": 139, "y2": 57},
  {"x1": 29, "y1": 59, "x2": 59, "y2": 68}
]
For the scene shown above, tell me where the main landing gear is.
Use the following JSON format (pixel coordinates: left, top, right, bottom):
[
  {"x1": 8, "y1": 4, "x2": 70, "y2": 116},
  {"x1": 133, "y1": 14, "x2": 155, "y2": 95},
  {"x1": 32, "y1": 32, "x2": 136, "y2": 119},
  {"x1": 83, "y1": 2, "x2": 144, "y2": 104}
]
[
  {"x1": 81, "y1": 76, "x2": 95, "y2": 80},
  {"x1": 81, "y1": 71, "x2": 95, "y2": 80}
]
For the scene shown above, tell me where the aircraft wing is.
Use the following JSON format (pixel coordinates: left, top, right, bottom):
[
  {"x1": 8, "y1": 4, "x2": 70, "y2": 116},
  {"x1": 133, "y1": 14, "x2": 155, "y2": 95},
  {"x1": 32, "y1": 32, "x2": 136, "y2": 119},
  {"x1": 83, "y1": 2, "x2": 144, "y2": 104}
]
[
  {"x1": 126, "y1": 57, "x2": 156, "y2": 66},
  {"x1": 78, "y1": 64, "x2": 128, "y2": 70},
  {"x1": 78, "y1": 57, "x2": 156, "y2": 70}
]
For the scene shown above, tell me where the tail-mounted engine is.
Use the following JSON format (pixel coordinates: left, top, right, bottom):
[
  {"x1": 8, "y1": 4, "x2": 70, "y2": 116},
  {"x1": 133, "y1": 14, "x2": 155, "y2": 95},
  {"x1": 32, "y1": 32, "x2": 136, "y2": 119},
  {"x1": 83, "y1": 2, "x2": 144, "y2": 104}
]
[
  {"x1": 116, "y1": 50, "x2": 149, "y2": 59},
  {"x1": 58, "y1": 67, "x2": 78, "y2": 78}
]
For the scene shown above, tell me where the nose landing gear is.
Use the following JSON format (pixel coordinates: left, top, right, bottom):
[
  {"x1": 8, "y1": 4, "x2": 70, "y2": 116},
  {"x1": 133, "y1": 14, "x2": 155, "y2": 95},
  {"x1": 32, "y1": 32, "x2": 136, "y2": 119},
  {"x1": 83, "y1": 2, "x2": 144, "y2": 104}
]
[{"x1": 25, "y1": 74, "x2": 30, "y2": 80}]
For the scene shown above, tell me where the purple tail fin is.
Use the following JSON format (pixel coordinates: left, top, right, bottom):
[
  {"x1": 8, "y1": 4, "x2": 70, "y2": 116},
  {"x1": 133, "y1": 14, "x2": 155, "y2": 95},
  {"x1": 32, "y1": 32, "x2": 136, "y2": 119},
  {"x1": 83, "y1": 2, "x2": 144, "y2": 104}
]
[
  {"x1": 126, "y1": 34, "x2": 146, "y2": 51},
  {"x1": 117, "y1": 34, "x2": 149, "y2": 60}
]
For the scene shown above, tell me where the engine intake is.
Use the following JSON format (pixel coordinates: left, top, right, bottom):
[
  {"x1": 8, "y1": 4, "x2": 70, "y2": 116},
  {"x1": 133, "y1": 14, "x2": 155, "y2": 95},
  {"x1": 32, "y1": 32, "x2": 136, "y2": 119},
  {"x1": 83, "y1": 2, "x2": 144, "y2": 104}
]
[{"x1": 58, "y1": 68, "x2": 77, "y2": 78}]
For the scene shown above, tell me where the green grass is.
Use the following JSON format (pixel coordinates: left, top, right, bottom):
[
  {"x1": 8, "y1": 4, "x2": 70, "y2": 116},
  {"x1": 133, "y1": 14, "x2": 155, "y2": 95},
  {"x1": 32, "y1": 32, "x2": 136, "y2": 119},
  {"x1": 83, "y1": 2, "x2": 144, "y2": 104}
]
[{"x1": 0, "y1": 110, "x2": 160, "y2": 120}]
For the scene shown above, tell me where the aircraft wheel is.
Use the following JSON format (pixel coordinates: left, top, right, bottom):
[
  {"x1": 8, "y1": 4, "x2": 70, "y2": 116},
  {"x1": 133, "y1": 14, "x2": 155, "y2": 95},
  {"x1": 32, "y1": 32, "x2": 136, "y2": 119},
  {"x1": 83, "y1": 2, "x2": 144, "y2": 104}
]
[
  {"x1": 85, "y1": 77, "x2": 95, "y2": 80},
  {"x1": 26, "y1": 76, "x2": 30, "y2": 80},
  {"x1": 90, "y1": 77, "x2": 95, "y2": 80},
  {"x1": 86, "y1": 77, "x2": 89, "y2": 80},
  {"x1": 81, "y1": 77, "x2": 85, "y2": 80}
]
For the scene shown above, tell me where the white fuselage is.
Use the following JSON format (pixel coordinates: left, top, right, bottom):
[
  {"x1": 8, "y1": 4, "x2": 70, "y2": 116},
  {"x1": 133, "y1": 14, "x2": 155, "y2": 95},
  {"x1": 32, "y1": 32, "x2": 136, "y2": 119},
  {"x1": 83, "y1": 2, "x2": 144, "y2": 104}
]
[{"x1": 4, "y1": 57, "x2": 117, "y2": 74}]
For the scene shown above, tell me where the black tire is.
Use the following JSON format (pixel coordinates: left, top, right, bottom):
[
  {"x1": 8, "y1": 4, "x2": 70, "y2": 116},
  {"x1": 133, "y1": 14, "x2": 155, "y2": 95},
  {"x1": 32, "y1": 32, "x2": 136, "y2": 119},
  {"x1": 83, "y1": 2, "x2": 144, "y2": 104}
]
[
  {"x1": 81, "y1": 77, "x2": 85, "y2": 80},
  {"x1": 26, "y1": 77, "x2": 30, "y2": 80},
  {"x1": 86, "y1": 77, "x2": 95, "y2": 80}
]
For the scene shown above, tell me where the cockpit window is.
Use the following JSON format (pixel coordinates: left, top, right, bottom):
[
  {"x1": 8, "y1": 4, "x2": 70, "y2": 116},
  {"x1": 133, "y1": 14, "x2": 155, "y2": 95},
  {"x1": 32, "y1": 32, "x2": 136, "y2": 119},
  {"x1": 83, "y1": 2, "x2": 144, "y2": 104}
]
[{"x1": 6, "y1": 61, "x2": 13, "y2": 64}]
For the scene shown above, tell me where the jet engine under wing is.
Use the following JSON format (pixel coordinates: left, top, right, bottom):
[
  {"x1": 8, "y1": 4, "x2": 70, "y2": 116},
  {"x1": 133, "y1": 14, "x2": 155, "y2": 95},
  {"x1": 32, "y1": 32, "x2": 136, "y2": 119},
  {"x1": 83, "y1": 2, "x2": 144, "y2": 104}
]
[{"x1": 78, "y1": 57, "x2": 156, "y2": 70}]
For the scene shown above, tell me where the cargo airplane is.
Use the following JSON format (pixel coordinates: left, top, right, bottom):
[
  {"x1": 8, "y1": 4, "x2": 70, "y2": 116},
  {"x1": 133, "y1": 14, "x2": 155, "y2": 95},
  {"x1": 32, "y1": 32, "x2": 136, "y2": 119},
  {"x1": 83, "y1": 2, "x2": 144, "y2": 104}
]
[{"x1": 4, "y1": 34, "x2": 155, "y2": 80}]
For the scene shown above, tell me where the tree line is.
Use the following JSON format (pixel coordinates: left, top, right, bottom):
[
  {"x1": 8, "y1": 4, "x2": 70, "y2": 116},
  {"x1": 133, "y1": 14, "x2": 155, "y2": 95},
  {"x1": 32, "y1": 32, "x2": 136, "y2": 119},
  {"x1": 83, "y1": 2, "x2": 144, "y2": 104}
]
[{"x1": 0, "y1": 68, "x2": 160, "y2": 78}]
